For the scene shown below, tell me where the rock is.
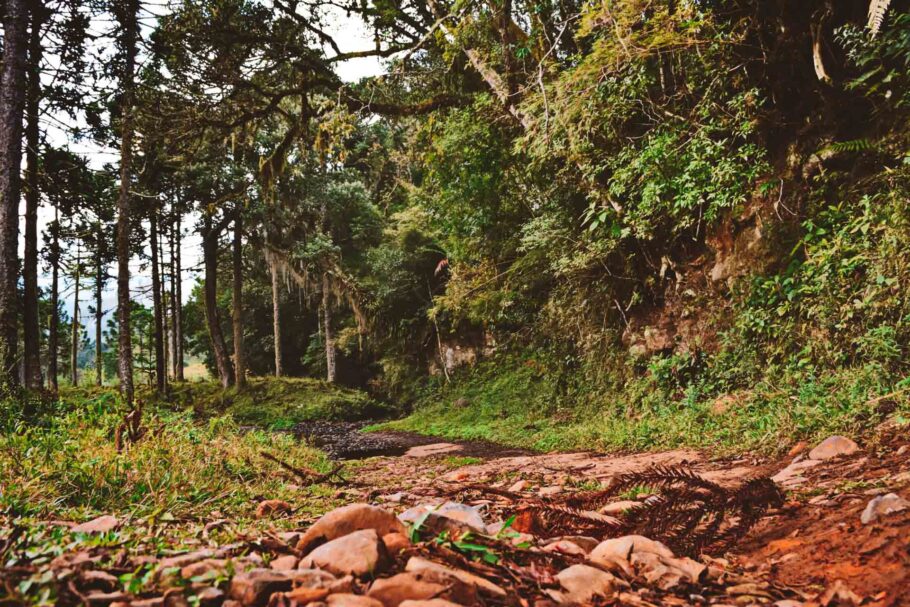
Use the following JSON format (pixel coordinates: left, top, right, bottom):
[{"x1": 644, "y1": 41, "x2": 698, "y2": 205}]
[
  {"x1": 507, "y1": 479, "x2": 529, "y2": 493},
  {"x1": 630, "y1": 551, "x2": 706, "y2": 590},
  {"x1": 296, "y1": 504, "x2": 406, "y2": 554},
  {"x1": 85, "y1": 591, "x2": 129, "y2": 606},
  {"x1": 255, "y1": 500, "x2": 292, "y2": 518},
  {"x1": 817, "y1": 580, "x2": 862, "y2": 607},
  {"x1": 72, "y1": 515, "x2": 120, "y2": 534},
  {"x1": 300, "y1": 529, "x2": 388, "y2": 577},
  {"x1": 860, "y1": 493, "x2": 910, "y2": 524},
  {"x1": 771, "y1": 459, "x2": 821, "y2": 488},
  {"x1": 405, "y1": 443, "x2": 463, "y2": 458},
  {"x1": 599, "y1": 500, "x2": 642, "y2": 515},
  {"x1": 379, "y1": 492, "x2": 406, "y2": 503},
  {"x1": 454, "y1": 397, "x2": 470, "y2": 408},
  {"x1": 787, "y1": 442, "x2": 809, "y2": 457},
  {"x1": 710, "y1": 394, "x2": 738, "y2": 416},
  {"x1": 809, "y1": 436, "x2": 859, "y2": 460},
  {"x1": 399, "y1": 602, "x2": 463, "y2": 607},
  {"x1": 81, "y1": 570, "x2": 120, "y2": 592},
  {"x1": 367, "y1": 572, "x2": 476, "y2": 607},
  {"x1": 326, "y1": 594, "x2": 384, "y2": 607},
  {"x1": 194, "y1": 586, "x2": 225, "y2": 607},
  {"x1": 269, "y1": 555, "x2": 299, "y2": 570},
  {"x1": 774, "y1": 601, "x2": 803, "y2": 607},
  {"x1": 405, "y1": 556, "x2": 506, "y2": 597},
  {"x1": 158, "y1": 549, "x2": 218, "y2": 574},
  {"x1": 538, "y1": 486, "x2": 563, "y2": 497},
  {"x1": 180, "y1": 558, "x2": 229, "y2": 580},
  {"x1": 228, "y1": 569, "x2": 335, "y2": 606},
  {"x1": 399, "y1": 502, "x2": 486, "y2": 537},
  {"x1": 381, "y1": 532, "x2": 411, "y2": 556},
  {"x1": 553, "y1": 564, "x2": 618, "y2": 604},
  {"x1": 590, "y1": 535, "x2": 675, "y2": 562},
  {"x1": 542, "y1": 539, "x2": 588, "y2": 557},
  {"x1": 277, "y1": 587, "x2": 330, "y2": 605},
  {"x1": 277, "y1": 531, "x2": 302, "y2": 546}
]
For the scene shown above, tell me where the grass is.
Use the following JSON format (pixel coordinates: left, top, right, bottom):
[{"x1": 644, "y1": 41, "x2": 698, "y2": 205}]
[
  {"x1": 377, "y1": 352, "x2": 910, "y2": 455},
  {"x1": 134, "y1": 376, "x2": 389, "y2": 429}
]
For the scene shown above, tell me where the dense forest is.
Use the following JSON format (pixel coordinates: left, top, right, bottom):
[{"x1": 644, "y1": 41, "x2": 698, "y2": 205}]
[
  {"x1": 4, "y1": 0, "x2": 909, "y2": 450},
  {"x1": 2, "y1": 1, "x2": 910, "y2": 606}
]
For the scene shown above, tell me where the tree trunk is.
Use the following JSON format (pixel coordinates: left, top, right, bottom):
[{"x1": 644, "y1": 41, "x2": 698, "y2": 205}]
[
  {"x1": 269, "y1": 255, "x2": 283, "y2": 377},
  {"x1": 95, "y1": 249, "x2": 103, "y2": 387},
  {"x1": 150, "y1": 210, "x2": 166, "y2": 395},
  {"x1": 202, "y1": 214, "x2": 234, "y2": 388},
  {"x1": 159, "y1": 221, "x2": 169, "y2": 382},
  {"x1": 322, "y1": 273, "x2": 336, "y2": 383},
  {"x1": 0, "y1": 0, "x2": 29, "y2": 389},
  {"x1": 232, "y1": 210, "x2": 245, "y2": 388},
  {"x1": 48, "y1": 207, "x2": 59, "y2": 393},
  {"x1": 168, "y1": 216, "x2": 176, "y2": 379},
  {"x1": 174, "y1": 214, "x2": 184, "y2": 381},
  {"x1": 116, "y1": 0, "x2": 139, "y2": 406},
  {"x1": 22, "y1": 2, "x2": 45, "y2": 389},
  {"x1": 71, "y1": 246, "x2": 81, "y2": 387}
]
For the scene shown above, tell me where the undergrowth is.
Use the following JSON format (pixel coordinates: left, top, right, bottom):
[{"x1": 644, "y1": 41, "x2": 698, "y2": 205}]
[{"x1": 0, "y1": 389, "x2": 345, "y2": 525}]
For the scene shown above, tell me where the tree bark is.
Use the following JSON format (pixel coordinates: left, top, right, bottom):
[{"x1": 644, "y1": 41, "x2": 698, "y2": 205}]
[
  {"x1": 150, "y1": 209, "x2": 166, "y2": 395},
  {"x1": 95, "y1": 248, "x2": 103, "y2": 386},
  {"x1": 22, "y1": 1, "x2": 45, "y2": 389},
  {"x1": 48, "y1": 206, "x2": 59, "y2": 393},
  {"x1": 168, "y1": 214, "x2": 176, "y2": 379},
  {"x1": 269, "y1": 254, "x2": 283, "y2": 377},
  {"x1": 322, "y1": 273, "x2": 336, "y2": 383},
  {"x1": 174, "y1": 214, "x2": 184, "y2": 381},
  {"x1": 159, "y1": 220, "x2": 169, "y2": 382},
  {"x1": 71, "y1": 246, "x2": 81, "y2": 387},
  {"x1": 0, "y1": 0, "x2": 29, "y2": 389},
  {"x1": 202, "y1": 214, "x2": 234, "y2": 388},
  {"x1": 232, "y1": 210, "x2": 245, "y2": 388},
  {"x1": 116, "y1": 0, "x2": 139, "y2": 406}
]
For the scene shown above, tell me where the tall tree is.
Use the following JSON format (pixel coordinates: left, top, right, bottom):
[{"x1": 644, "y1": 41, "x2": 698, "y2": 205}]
[
  {"x1": 114, "y1": 0, "x2": 139, "y2": 405},
  {"x1": 232, "y1": 208, "x2": 245, "y2": 388},
  {"x1": 149, "y1": 208, "x2": 166, "y2": 395},
  {"x1": 0, "y1": 0, "x2": 29, "y2": 389},
  {"x1": 201, "y1": 211, "x2": 234, "y2": 388},
  {"x1": 268, "y1": 251, "x2": 283, "y2": 377},
  {"x1": 70, "y1": 244, "x2": 81, "y2": 386},
  {"x1": 22, "y1": 0, "x2": 48, "y2": 389},
  {"x1": 172, "y1": 212, "x2": 184, "y2": 381}
]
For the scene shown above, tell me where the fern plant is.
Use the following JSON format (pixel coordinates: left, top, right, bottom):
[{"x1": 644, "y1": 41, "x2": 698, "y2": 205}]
[{"x1": 867, "y1": 0, "x2": 893, "y2": 38}]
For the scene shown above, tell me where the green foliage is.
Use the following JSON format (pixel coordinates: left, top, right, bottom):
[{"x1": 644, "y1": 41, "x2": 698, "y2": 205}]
[{"x1": 0, "y1": 388, "x2": 338, "y2": 521}]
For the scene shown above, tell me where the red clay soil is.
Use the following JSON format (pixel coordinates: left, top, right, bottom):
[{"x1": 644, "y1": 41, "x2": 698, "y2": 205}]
[{"x1": 735, "y1": 445, "x2": 910, "y2": 607}]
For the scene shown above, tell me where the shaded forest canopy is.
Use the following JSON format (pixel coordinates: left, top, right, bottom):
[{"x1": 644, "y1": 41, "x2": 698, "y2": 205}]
[{"x1": 1, "y1": 0, "x2": 909, "y2": 449}]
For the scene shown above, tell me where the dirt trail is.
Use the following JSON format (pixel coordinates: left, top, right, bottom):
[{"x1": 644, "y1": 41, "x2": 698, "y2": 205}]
[{"x1": 338, "y1": 428, "x2": 910, "y2": 607}]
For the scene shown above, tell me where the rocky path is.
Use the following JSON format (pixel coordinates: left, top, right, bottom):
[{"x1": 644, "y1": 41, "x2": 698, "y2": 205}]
[{"x1": 4, "y1": 429, "x2": 910, "y2": 607}]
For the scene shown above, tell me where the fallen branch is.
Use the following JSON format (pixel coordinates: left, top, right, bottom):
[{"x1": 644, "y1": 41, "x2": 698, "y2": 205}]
[{"x1": 259, "y1": 451, "x2": 345, "y2": 485}]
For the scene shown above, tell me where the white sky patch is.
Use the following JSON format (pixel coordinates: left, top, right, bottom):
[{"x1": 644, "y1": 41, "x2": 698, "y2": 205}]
[{"x1": 22, "y1": 4, "x2": 385, "y2": 339}]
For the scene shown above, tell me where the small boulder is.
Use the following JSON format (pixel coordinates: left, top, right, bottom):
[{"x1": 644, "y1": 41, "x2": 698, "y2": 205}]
[
  {"x1": 399, "y1": 503, "x2": 486, "y2": 537},
  {"x1": 381, "y1": 532, "x2": 411, "y2": 556},
  {"x1": 808, "y1": 436, "x2": 859, "y2": 461},
  {"x1": 296, "y1": 504, "x2": 406, "y2": 554},
  {"x1": 72, "y1": 515, "x2": 120, "y2": 534},
  {"x1": 255, "y1": 500, "x2": 292, "y2": 518},
  {"x1": 542, "y1": 540, "x2": 588, "y2": 557},
  {"x1": 368, "y1": 572, "x2": 476, "y2": 607},
  {"x1": 405, "y1": 557, "x2": 506, "y2": 597},
  {"x1": 326, "y1": 594, "x2": 384, "y2": 607},
  {"x1": 228, "y1": 569, "x2": 335, "y2": 606},
  {"x1": 300, "y1": 529, "x2": 388, "y2": 577},
  {"x1": 553, "y1": 564, "x2": 618, "y2": 604},
  {"x1": 269, "y1": 555, "x2": 298, "y2": 570},
  {"x1": 860, "y1": 493, "x2": 910, "y2": 524}
]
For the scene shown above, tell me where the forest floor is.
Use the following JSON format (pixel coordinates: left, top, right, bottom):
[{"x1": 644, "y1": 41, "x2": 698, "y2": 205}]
[{"x1": 3, "y1": 413, "x2": 909, "y2": 607}]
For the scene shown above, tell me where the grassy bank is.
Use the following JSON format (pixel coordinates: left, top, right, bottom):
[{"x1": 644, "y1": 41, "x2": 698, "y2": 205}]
[{"x1": 377, "y1": 352, "x2": 910, "y2": 455}]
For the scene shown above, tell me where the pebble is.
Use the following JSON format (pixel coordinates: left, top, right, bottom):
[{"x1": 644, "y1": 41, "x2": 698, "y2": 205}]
[
  {"x1": 808, "y1": 436, "x2": 859, "y2": 460},
  {"x1": 860, "y1": 493, "x2": 910, "y2": 524}
]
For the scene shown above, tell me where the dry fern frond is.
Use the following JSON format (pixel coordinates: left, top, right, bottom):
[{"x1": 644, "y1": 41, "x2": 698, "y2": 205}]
[{"x1": 868, "y1": 0, "x2": 893, "y2": 37}]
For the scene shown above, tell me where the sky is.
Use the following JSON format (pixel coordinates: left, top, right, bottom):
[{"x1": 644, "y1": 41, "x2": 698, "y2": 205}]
[{"x1": 23, "y1": 2, "x2": 385, "y2": 338}]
